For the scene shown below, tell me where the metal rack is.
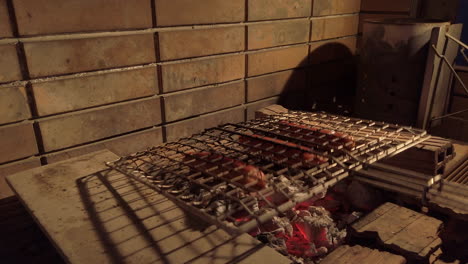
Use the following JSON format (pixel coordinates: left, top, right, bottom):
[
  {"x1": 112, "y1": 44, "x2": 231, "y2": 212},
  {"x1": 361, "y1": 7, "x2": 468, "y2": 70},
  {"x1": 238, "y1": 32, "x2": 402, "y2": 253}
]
[{"x1": 106, "y1": 111, "x2": 430, "y2": 234}]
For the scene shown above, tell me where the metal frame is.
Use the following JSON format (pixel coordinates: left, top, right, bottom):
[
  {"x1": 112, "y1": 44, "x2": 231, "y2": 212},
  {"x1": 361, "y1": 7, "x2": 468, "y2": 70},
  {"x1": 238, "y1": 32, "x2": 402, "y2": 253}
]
[
  {"x1": 429, "y1": 34, "x2": 468, "y2": 123},
  {"x1": 106, "y1": 111, "x2": 430, "y2": 234},
  {"x1": 418, "y1": 24, "x2": 467, "y2": 129}
]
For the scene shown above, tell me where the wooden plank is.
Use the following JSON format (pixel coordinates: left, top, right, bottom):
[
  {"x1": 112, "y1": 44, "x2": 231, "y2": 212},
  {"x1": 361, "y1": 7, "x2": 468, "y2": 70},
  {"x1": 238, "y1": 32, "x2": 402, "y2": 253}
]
[
  {"x1": 352, "y1": 202, "x2": 398, "y2": 230},
  {"x1": 365, "y1": 248, "x2": 407, "y2": 264},
  {"x1": 429, "y1": 186, "x2": 468, "y2": 205},
  {"x1": 358, "y1": 207, "x2": 422, "y2": 242},
  {"x1": 320, "y1": 245, "x2": 352, "y2": 264},
  {"x1": 417, "y1": 26, "x2": 446, "y2": 128},
  {"x1": 321, "y1": 245, "x2": 406, "y2": 264},
  {"x1": 353, "y1": 176, "x2": 423, "y2": 198},
  {"x1": 437, "y1": 181, "x2": 468, "y2": 197},
  {"x1": 426, "y1": 195, "x2": 468, "y2": 220},
  {"x1": 337, "y1": 245, "x2": 373, "y2": 264},
  {"x1": 357, "y1": 169, "x2": 428, "y2": 190},
  {"x1": 352, "y1": 203, "x2": 442, "y2": 260},
  {"x1": 445, "y1": 142, "x2": 468, "y2": 179},
  {"x1": 430, "y1": 24, "x2": 463, "y2": 127},
  {"x1": 386, "y1": 216, "x2": 442, "y2": 258},
  {"x1": 6, "y1": 150, "x2": 290, "y2": 264}
]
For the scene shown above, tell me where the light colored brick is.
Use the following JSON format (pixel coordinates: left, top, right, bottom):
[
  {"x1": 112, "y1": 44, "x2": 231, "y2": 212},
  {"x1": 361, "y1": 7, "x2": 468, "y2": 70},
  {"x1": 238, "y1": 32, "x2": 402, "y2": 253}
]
[
  {"x1": 453, "y1": 70, "x2": 468, "y2": 95},
  {"x1": 33, "y1": 67, "x2": 158, "y2": 116},
  {"x1": 45, "y1": 127, "x2": 163, "y2": 164},
  {"x1": 165, "y1": 107, "x2": 245, "y2": 142},
  {"x1": 0, "y1": 0, "x2": 13, "y2": 37},
  {"x1": 0, "y1": 44, "x2": 22, "y2": 83},
  {"x1": 0, "y1": 157, "x2": 41, "y2": 199},
  {"x1": 0, "y1": 122, "x2": 38, "y2": 164},
  {"x1": 246, "y1": 97, "x2": 279, "y2": 120},
  {"x1": 248, "y1": 0, "x2": 312, "y2": 21},
  {"x1": 104, "y1": 127, "x2": 163, "y2": 156},
  {"x1": 248, "y1": 45, "x2": 308, "y2": 76},
  {"x1": 361, "y1": 0, "x2": 411, "y2": 12},
  {"x1": 159, "y1": 27, "x2": 245, "y2": 61},
  {"x1": 155, "y1": 0, "x2": 245, "y2": 26},
  {"x1": 313, "y1": 0, "x2": 360, "y2": 16},
  {"x1": 165, "y1": 81, "x2": 244, "y2": 122},
  {"x1": 450, "y1": 96, "x2": 468, "y2": 120},
  {"x1": 39, "y1": 98, "x2": 162, "y2": 151},
  {"x1": 248, "y1": 20, "x2": 309, "y2": 50},
  {"x1": 247, "y1": 69, "x2": 307, "y2": 102},
  {"x1": 24, "y1": 34, "x2": 156, "y2": 78},
  {"x1": 0, "y1": 86, "x2": 31, "y2": 125},
  {"x1": 311, "y1": 14, "x2": 359, "y2": 41},
  {"x1": 162, "y1": 55, "x2": 245, "y2": 92},
  {"x1": 13, "y1": 0, "x2": 152, "y2": 36},
  {"x1": 310, "y1": 36, "x2": 357, "y2": 64}
]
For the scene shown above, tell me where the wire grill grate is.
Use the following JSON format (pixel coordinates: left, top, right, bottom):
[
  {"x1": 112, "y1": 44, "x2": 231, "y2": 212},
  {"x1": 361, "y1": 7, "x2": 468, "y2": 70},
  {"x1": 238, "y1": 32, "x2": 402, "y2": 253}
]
[{"x1": 106, "y1": 111, "x2": 429, "y2": 234}]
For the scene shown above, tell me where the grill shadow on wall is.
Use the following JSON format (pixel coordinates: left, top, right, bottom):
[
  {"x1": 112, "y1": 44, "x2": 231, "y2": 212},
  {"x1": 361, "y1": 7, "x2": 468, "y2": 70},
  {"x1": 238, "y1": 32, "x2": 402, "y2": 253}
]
[
  {"x1": 77, "y1": 169, "x2": 266, "y2": 264},
  {"x1": 278, "y1": 42, "x2": 357, "y2": 115}
]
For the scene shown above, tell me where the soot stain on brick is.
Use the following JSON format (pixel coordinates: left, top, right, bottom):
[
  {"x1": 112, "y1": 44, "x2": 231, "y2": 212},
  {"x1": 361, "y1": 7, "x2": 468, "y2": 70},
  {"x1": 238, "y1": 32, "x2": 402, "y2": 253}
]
[{"x1": 279, "y1": 41, "x2": 356, "y2": 114}]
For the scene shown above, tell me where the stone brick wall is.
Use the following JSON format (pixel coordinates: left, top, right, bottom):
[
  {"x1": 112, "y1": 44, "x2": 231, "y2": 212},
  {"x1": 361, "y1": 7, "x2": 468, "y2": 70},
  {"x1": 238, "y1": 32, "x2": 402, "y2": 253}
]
[{"x1": 0, "y1": 0, "x2": 360, "y2": 198}]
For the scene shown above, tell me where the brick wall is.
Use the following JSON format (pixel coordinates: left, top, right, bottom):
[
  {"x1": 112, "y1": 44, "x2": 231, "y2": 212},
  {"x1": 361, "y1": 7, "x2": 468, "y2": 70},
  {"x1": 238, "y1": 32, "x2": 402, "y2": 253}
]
[{"x1": 0, "y1": 0, "x2": 360, "y2": 198}]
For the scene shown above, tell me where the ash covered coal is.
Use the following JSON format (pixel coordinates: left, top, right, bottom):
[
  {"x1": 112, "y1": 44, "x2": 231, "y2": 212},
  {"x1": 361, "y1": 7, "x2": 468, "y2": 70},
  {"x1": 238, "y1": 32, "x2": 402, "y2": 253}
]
[
  {"x1": 250, "y1": 181, "x2": 366, "y2": 263},
  {"x1": 251, "y1": 205, "x2": 346, "y2": 262}
]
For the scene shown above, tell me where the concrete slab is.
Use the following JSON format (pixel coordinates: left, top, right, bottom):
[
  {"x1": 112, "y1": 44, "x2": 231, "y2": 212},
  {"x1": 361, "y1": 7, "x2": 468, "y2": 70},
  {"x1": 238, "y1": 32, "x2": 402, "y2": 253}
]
[{"x1": 7, "y1": 150, "x2": 290, "y2": 264}]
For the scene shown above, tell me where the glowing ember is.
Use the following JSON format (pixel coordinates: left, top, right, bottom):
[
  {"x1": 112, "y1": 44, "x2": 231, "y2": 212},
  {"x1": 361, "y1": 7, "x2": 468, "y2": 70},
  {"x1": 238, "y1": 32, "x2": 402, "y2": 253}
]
[{"x1": 251, "y1": 195, "x2": 351, "y2": 262}]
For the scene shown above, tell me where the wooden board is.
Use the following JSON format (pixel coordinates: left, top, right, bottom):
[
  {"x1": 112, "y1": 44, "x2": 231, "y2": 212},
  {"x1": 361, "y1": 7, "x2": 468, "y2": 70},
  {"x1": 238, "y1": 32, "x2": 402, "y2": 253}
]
[
  {"x1": 427, "y1": 181, "x2": 468, "y2": 220},
  {"x1": 6, "y1": 150, "x2": 290, "y2": 264},
  {"x1": 445, "y1": 142, "x2": 468, "y2": 182},
  {"x1": 320, "y1": 245, "x2": 406, "y2": 264},
  {"x1": 417, "y1": 24, "x2": 463, "y2": 129},
  {"x1": 351, "y1": 202, "x2": 443, "y2": 260}
]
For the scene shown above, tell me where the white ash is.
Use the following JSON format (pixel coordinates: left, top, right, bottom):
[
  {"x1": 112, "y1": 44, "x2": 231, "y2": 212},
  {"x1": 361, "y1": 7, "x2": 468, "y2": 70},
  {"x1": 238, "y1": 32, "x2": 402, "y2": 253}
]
[
  {"x1": 274, "y1": 176, "x2": 310, "y2": 200},
  {"x1": 210, "y1": 200, "x2": 230, "y2": 216},
  {"x1": 272, "y1": 216, "x2": 294, "y2": 236},
  {"x1": 293, "y1": 206, "x2": 347, "y2": 249},
  {"x1": 251, "y1": 198, "x2": 260, "y2": 212},
  {"x1": 257, "y1": 233, "x2": 288, "y2": 256}
]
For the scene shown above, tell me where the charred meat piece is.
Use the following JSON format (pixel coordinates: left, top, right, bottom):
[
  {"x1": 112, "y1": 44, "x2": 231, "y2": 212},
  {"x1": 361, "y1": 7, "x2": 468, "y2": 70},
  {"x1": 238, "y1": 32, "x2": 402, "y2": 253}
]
[{"x1": 185, "y1": 152, "x2": 267, "y2": 190}]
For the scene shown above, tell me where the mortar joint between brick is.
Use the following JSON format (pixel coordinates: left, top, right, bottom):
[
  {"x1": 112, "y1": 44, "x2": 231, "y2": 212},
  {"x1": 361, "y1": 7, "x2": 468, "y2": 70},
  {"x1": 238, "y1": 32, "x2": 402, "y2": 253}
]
[
  {"x1": 39, "y1": 156, "x2": 48, "y2": 166},
  {"x1": 244, "y1": 10, "x2": 249, "y2": 104},
  {"x1": 160, "y1": 96, "x2": 167, "y2": 125},
  {"x1": 308, "y1": 0, "x2": 314, "y2": 61},
  {"x1": 5, "y1": 0, "x2": 19, "y2": 37},
  {"x1": 150, "y1": 0, "x2": 157, "y2": 27},
  {"x1": 0, "y1": 16, "x2": 343, "y2": 45},
  {"x1": 32, "y1": 121, "x2": 46, "y2": 161}
]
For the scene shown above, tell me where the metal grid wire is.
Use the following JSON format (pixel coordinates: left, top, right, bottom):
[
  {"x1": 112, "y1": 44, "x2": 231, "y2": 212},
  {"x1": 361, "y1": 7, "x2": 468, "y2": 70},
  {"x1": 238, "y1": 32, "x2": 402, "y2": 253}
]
[{"x1": 106, "y1": 111, "x2": 430, "y2": 234}]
